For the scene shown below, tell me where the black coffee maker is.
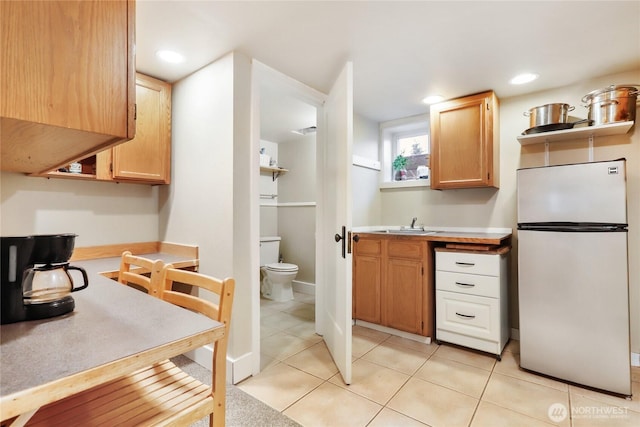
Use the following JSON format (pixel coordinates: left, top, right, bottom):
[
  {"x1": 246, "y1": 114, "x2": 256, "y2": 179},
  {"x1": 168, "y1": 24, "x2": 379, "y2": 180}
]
[{"x1": 1, "y1": 234, "x2": 88, "y2": 324}]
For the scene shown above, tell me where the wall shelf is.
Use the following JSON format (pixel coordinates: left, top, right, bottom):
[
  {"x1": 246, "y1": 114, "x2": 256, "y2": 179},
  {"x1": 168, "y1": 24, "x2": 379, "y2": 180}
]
[
  {"x1": 260, "y1": 166, "x2": 288, "y2": 181},
  {"x1": 517, "y1": 121, "x2": 634, "y2": 145}
]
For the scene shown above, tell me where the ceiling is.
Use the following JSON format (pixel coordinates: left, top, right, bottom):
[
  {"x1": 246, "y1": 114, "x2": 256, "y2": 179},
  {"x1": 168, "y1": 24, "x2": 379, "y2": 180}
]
[{"x1": 136, "y1": 1, "x2": 640, "y2": 141}]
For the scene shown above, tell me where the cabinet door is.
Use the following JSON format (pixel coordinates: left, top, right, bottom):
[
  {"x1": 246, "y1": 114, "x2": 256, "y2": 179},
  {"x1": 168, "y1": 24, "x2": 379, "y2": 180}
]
[
  {"x1": 353, "y1": 238, "x2": 382, "y2": 323},
  {"x1": 112, "y1": 74, "x2": 171, "y2": 183},
  {"x1": 1, "y1": 0, "x2": 135, "y2": 174},
  {"x1": 430, "y1": 91, "x2": 499, "y2": 190},
  {"x1": 353, "y1": 255, "x2": 382, "y2": 323},
  {"x1": 385, "y1": 258, "x2": 423, "y2": 334}
]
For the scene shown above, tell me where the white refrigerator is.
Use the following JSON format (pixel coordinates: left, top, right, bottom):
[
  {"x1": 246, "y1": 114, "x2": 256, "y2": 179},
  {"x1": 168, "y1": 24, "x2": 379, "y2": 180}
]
[{"x1": 517, "y1": 159, "x2": 631, "y2": 396}]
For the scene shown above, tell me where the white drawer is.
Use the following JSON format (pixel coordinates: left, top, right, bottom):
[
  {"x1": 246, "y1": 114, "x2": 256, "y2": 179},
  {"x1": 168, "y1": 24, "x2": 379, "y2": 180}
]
[
  {"x1": 436, "y1": 290, "x2": 500, "y2": 341},
  {"x1": 436, "y1": 270, "x2": 500, "y2": 298},
  {"x1": 436, "y1": 251, "x2": 500, "y2": 276}
]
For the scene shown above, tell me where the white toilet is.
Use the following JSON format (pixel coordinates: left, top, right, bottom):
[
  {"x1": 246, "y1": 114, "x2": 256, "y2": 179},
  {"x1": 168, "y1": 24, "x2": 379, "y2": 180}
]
[{"x1": 260, "y1": 236, "x2": 298, "y2": 301}]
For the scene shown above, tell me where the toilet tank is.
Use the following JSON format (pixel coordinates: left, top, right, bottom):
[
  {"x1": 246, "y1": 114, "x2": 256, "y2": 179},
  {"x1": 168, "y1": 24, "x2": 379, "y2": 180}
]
[{"x1": 260, "y1": 236, "x2": 281, "y2": 266}]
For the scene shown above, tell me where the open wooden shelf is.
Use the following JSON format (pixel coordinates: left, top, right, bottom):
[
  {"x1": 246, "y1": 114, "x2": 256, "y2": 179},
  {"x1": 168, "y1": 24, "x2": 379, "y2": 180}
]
[
  {"x1": 260, "y1": 166, "x2": 288, "y2": 181},
  {"x1": 517, "y1": 121, "x2": 634, "y2": 145}
]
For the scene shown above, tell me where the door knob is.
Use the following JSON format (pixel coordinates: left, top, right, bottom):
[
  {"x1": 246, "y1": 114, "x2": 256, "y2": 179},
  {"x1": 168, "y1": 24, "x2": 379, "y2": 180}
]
[
  {"x1": 353, "y1": 234, "x2": 360, "y2": 242},
  {"x1": 334, "y1": 233, "x2": 343, "y2": 242}
]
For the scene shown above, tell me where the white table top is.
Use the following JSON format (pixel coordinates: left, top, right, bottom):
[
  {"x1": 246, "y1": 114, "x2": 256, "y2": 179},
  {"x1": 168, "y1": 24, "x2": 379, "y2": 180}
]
[{"x1": 0, "y1": 272, "x2": 222, "y2": 420}]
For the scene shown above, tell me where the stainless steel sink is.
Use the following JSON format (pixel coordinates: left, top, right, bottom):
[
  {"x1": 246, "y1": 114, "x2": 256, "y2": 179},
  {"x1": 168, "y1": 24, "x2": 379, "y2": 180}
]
[
  {"x1": 369, "y1": 229, "x2": 437, "y2": 236},
  {"x1": 391, "y1": 229, "x2": 437, "y2": 235}
]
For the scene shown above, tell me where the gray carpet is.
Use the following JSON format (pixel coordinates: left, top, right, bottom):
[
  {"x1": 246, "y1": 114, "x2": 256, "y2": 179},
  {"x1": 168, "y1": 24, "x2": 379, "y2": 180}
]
[{"x1": 171, "y1": 355, "x2": 301, "y2": 427}]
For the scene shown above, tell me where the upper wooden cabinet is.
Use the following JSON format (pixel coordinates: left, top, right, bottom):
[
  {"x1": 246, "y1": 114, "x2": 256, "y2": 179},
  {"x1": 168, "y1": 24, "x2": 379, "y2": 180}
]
[
  {"x1": 97, "y1": 74, "x2": 172, "y2": 184},
  {"x1": 430, "y1": 91, "x2": 500, "y2": 190},
  {"x1": 0, "y1": 0, "x2": 136, "y2": 174}
]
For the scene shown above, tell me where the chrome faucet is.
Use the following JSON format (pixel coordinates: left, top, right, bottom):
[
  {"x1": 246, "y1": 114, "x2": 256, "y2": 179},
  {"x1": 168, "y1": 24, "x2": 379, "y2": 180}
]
[{"x1": 411, "y1": 217, "x2": 417, "y2": 228}]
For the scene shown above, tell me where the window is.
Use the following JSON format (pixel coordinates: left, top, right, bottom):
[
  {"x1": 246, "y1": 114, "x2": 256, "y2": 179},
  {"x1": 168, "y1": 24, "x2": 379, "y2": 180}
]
[
  {"x1": 393, "y1": 131, "x2": 429, "y2": 180},
  {"x1": 379, "y1": 114, "x2": 430, "y2": 187}
]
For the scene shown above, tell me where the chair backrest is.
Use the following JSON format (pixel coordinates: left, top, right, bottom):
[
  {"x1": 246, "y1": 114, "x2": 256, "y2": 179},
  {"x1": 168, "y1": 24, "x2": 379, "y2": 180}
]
[
  {"x1": 157, "y1": 265, "x2": 235, "y2": 425},
  {"x1": 117, "y1": 250, "x2": 164, "y2": 297}
]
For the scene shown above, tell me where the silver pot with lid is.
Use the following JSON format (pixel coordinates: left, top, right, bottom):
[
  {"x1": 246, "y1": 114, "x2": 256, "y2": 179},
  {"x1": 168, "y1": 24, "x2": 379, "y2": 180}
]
[
  {"x1": 582, "y1": 85, "x2": 638, "y2": 126},
  {"x1": 524, "y1": 103, "x2": 575, "y2": 128}
]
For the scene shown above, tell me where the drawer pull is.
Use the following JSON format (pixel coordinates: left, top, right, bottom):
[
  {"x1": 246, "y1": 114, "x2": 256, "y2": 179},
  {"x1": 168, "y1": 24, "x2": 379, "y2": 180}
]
[
  {"x1": 455, "y1": 262, "x2": 475, "y2": 267},
  {"x1": 455, "y1": 282, "x2": 475, "y2": 288},
  {"x1": 455, "y1": 312, "x2": 476, "y2": 319}
]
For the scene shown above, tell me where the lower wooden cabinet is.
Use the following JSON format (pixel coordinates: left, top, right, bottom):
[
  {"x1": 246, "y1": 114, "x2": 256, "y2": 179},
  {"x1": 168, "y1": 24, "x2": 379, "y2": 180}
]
[{"x1": 353, "y1": 234, "x2": 434, "y2": 337}]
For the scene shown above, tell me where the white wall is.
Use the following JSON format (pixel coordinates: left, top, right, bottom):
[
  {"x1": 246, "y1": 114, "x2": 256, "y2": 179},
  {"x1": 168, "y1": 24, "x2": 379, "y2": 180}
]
[
  {"x1": 379, "y1": 69, "x2": 640, "y2": 354},
  {"x1": 278, "y1": 134, "x2": 316, "y2": 283},
  {"x1": 0, "y1": 171, "x2": 159, "y2": 246},
  {"x1": 160, "y1": 51, "x2": 255, "y2": 382},
  {"x1": 352, "y1": 113, "x2": 382, "y2": 227}
]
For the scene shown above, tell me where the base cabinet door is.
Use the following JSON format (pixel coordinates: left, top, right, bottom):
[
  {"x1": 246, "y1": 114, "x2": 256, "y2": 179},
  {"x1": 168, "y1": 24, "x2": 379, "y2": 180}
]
[
  {"x1": 353, "y1": 255, "x2": 382, "y2": 323},
  {"x1": 386, "y1": 258, "x2": 422, "y2": 334},
  {"x1": 353, "y1": 237, "x2": 382, "y2": 324}
]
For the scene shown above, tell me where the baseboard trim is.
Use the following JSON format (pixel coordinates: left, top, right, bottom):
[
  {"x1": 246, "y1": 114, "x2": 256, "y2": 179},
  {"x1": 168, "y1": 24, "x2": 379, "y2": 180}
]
[
  {"x1": 228, "y1": 352, "x2": 254, "y2": 384},
  {"x1": 292, "y1": 280, "x2": 315, "y2": 295},
  {"x1": 510, "y1": 328, "x2": 639, "y2": 367},
  {"x1": 355, "y1": 320, "x2": 431, "y2": 344},
  {"x1": 183, "y1": 346, "x2": 254, "y2": 384}
]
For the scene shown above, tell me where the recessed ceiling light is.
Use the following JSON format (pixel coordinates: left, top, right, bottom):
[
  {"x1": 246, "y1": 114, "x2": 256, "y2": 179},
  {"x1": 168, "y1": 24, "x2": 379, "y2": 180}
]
[
  {"x1": 422, "y1": 95, "x2": 444, "y2": 105},
  {"x1": 156, "y1": 50, "x2": 185, "y2": 64},
  {"x1": 510, "y1": 73, "x2": 539, "y2": 85}
]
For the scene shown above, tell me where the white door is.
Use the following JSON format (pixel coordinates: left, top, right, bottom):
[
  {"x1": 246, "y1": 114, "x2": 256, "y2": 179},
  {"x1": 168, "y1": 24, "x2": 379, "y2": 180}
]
[{"x1": 316, "y1": 62, "x2": 353, "y2": 384}]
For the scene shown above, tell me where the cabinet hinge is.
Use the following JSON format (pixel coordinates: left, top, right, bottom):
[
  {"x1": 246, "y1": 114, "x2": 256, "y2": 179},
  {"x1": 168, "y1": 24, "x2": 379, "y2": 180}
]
[
  {"x1": 134, "y1": 103, "x2": 137, "y2": 120},
  {"x1": 421, "y1": 266, "x2": 424, "y2": 275},
  {"x1": 421, "y1": 321, "x2": 424, "y2": 331}
]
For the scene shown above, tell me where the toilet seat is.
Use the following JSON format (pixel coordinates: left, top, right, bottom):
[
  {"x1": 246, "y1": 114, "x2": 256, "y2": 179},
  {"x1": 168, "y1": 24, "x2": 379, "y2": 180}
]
[{"x1": 265, "y1": 263, "x2": 298, "y2": 272}]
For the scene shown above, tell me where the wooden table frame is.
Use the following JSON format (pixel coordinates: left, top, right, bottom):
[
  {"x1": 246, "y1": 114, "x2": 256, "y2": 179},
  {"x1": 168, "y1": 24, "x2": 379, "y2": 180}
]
[{"x1": 0, "y1": 274, "x2": 223, "y2": 424}]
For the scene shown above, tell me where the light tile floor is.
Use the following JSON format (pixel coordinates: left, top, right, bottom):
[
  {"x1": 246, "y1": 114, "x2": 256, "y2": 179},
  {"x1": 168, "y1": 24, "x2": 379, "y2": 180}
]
[{"x1": 238, "y1": 292, "x2": 640, "y2": 427}]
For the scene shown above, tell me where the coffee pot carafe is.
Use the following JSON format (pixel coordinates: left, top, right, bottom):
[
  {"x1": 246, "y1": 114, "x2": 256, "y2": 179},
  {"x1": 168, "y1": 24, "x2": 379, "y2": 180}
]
[
  {"x1": 23, "y1": 263, "x2": 88, "y2": 304},
  {"x1": 21, "y1": 261, "x2": 88, "y2": 321}
]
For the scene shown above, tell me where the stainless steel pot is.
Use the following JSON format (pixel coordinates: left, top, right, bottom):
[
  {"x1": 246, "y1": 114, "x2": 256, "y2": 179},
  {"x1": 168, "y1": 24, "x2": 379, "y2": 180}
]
[
  {"x1": 524, "y1": 103, "x2": 575, "y2": 128},
  {"x1": 582, "y1": 85, "x2": 638, "y2": 126}
]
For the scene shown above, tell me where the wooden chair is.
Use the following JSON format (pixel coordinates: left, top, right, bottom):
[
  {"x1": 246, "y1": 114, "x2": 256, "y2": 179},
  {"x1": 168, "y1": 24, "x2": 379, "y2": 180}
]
[
  {"x1": 27, "y1": 265, "x2": 235, "y2": 427},
  {"x1": 117, "y1": 250, "x2": 164, "y2": 297}
]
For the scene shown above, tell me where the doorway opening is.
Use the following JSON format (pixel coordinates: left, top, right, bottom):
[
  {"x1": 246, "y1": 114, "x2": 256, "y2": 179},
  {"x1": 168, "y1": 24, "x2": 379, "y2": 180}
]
[{"x1": 256, "y1": 63, "x2": 322, "y2": 370}]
